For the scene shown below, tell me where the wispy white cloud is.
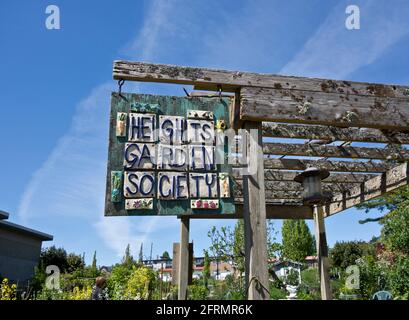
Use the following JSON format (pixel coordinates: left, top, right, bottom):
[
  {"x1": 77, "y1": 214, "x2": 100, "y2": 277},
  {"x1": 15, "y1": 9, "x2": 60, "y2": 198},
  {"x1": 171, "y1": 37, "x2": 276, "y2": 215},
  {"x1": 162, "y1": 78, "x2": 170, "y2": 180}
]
[
  {"x1": 280, "y1": 0, "x2": 409, "y2": 79},
  {"x1": 19, "y1": 0, "x2": 407, "y2": 261},
  {"x1": 17, "y1": 0, "x2": 179, "y2": 260}
]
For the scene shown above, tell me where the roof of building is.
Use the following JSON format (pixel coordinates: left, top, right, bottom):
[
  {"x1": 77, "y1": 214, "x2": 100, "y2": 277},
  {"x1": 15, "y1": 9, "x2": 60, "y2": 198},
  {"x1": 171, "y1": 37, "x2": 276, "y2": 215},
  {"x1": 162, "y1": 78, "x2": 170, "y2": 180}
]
[
  {"x1": 0, "y1": 220, "x2": 53, "y2": 241},
  {"x1": 0, "y1": 210, "x2": 9, "y2": 220}
]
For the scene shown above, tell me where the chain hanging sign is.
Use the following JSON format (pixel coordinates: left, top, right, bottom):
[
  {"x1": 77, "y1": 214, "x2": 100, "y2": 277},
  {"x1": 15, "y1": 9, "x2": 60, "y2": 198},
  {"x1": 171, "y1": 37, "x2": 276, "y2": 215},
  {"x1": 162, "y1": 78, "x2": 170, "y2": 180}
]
[{"x1": 104, "y1": 93, "x2": 236, "y2": 216}]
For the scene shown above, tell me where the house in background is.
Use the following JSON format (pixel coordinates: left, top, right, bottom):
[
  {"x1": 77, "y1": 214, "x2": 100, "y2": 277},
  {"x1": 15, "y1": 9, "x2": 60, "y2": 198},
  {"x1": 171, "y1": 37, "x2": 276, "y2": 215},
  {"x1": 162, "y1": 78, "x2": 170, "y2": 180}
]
[{"x1": 0, "y1": 210, "x2": 53, "y2": 287}]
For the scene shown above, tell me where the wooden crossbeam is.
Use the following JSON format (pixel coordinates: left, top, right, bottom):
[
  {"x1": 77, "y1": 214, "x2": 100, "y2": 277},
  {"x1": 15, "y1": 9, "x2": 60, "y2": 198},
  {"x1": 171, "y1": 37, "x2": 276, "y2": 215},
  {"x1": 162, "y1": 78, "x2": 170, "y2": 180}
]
[
  {"x1": 113, "y1": 61, "x2": 409, "y2": 99},
  {"x1": 241, "y1": 87, "x2": 409, "y2": 130},
  {"x1": 187, "y1": 203, "x2": 313, "y2": 219},
  {"x1": 262, "y1": 123, "x2": 409, "y2": 144},
  {"x1": 263, "y1": 142, "x2": 409, "y2": 161},
  {"x1": 324, "y1": 162, "x2": 409, "y2": 217},
  {"x1": 232, "y1": 169, "x2": 377, "y2": 183},
  {"x1": 263, "y1": 158, "x2": 392, "y2": 173},
  {"x1": 234, "y1": 180, "x2": 356, "y2": 192},
  {"x1": 234, "y1": 185, "x2": 332, "y2": 200}
]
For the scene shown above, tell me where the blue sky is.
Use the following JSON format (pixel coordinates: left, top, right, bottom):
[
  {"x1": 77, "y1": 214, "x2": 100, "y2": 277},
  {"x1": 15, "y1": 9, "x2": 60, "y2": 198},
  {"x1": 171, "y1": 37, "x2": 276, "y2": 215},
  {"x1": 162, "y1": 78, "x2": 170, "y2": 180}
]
[{"x1": 1, "y1": 0, "x2": 409, "y2": 266}]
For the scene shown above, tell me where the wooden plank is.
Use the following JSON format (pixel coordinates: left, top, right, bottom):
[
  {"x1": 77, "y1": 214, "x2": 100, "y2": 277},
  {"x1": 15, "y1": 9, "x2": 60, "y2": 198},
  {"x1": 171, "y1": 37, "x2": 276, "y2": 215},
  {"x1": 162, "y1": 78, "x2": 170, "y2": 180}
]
[
  {"x1": 314, "y1": 205, "x2": 332, "y2": 300},
  {"x1": 178, "y1": 217, "x2": 190, "y2": 300},
  {"x1": 325, "y1": 162, "x2": 409, "y2": 216},
  {"x1": 235, "y1": 179, "x2": 356, "y2": 192},
  {"x1": 235, "y1": 186, "x2": 333, "y2": 200},
  {"x1": 113, "y1": 61, "x2": 409, "y2": 99},
  {"x1": 242, "y1": 121, "x2": 269, "y2": 300},
  {"x1": 262, "y1": 123, "x2": 409, "y2": 144},
  {"x1": 241, "y1": 87, "x2": 409, "y2": 130},
  {"x1": 263, "y1": 142, "x2": 409, "y2": 161},
  {"x1": 263, "y1": 158, "x2": 392, "y2": 173},
  {"x1": 182, "y1": 203, "x2": 313, "y2": 219},
  {"x1": 233, "y1": 169, "x2": 377, "y2": 183}
]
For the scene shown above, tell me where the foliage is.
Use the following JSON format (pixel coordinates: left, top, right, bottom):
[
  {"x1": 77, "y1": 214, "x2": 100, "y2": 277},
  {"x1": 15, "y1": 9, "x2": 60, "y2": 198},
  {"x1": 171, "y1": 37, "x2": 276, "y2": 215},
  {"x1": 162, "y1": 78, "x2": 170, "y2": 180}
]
[
  {"x1": 66, "y1": 286, "x2": 92, "y2": 300},
  {"x1": 389, "y1": 256, "x2": 409, "y2": 299},
  {"x1": 36, "y1": 288, "x2": 66, "y2": 300},
  {"x1": 67, "y1": 253, "x2": 85, "y2": 273},
  {"x1": 123, "y1": 266, "x2": 157, "y2": 300},
  {"x1": 138, "y1": 243, "x2": 144, "y2": 264},
  {"x1": 203, "y1": 250, "x2": 211, "y2": 288},
  {"x1": 161, "y1": 251, "x2": 170, "y2": 260},
  {"x1": 269, "y1": 286, "x2": 287, "y2": 300},
  {"x1": 40, "y1": 246, "x2": 69, "y2": 273},
  {"x1": 281, "y1": 220, "x2": 314, "y2": 262},
  {"x1": 0, "y1": 278, "x2": 17, "y2": 300},
  {"x1": 354, "y1": 255, "x2": 387, "y2": 299},
  {"x1": 121, "y1": 244, "x2": 135, "y2": 267},
  {"x1": 107, "y1": 264, "x2": 133, "y2": 300},
  {"x1": 188, "y1": 283, "x2": 208, "y2": 300},
  {"x1": 223, "y1": 274, "x2": 245, "y2": 300},
  {"x1": 330, "y1": 241, "x2": 375, "y2": 269},
  {"x1": 208, "y1": 220, "x2": 279, "y2": 274},
  {"x1": 285, "y1": 268, "x2": 300, "y2": 286},
  {"x1": 381, "y1": 202, "x2": 409, "y2": 255},
  {"x1": 91, "y1": 251, "x2": 97, "y2": 271}
]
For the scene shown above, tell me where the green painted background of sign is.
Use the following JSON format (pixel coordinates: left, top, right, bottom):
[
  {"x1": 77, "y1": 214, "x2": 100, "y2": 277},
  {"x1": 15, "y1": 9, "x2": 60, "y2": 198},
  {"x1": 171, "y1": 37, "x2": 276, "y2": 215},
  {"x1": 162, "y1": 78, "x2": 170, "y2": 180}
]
[{"x1": 104, "y1": 92, "x2": 236, "y2": 217}]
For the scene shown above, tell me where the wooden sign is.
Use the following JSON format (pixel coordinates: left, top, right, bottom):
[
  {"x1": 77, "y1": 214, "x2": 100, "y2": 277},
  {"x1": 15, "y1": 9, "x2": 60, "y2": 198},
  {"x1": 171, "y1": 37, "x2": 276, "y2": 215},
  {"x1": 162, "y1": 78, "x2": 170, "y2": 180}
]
[{"x1": 105, "y1": 93, "x2": 235, "y2": 216}]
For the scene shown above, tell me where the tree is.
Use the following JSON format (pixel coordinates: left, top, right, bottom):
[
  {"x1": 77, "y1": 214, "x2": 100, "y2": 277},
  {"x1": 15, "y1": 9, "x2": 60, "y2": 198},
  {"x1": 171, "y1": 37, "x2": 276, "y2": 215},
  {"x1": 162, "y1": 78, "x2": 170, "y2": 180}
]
[
  {"x1": 91, "y1": 251, "x2": 97, "y2": 270},
  {"x1": 281, "y1": 220, "x2": 314, "y2": 262},
  {"x1": 67, "y1": 253, "x2": 85, "y2": 273},
  {"x1": 330, "y1": 241, "x2": 375, "y2": 269},
  {"x1": 40, "y1": 246, "x2": 68, "y2": 272},
  {"x1": 121, "y1": 244, "x2": 134, "y2": 266},
  {"x1": 203, "y1": 250, "x2": 211, "y2": 288},
  {"x1": 161, "y1": 251, "x2": 170, "y2": 260},
  {"x1": 138, "y1": 243, "x2": 144, "y2": 264},
  {"x1": 208, "y1": 220, "x2": 280, "y2": 274},
  {"x1": 124, "y1": 266, "x2": 156, "y2": 300}
]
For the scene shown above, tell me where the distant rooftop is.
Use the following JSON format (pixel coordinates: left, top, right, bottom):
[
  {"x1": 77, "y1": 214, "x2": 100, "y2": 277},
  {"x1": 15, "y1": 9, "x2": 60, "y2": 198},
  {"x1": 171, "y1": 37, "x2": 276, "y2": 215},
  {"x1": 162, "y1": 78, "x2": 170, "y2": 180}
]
[
  {"x1": 0, "y1": 210, "x2": 53, "y2": 241},
  {"x1": 0, "y1": 210, "x2": 9, "y2": 220}
]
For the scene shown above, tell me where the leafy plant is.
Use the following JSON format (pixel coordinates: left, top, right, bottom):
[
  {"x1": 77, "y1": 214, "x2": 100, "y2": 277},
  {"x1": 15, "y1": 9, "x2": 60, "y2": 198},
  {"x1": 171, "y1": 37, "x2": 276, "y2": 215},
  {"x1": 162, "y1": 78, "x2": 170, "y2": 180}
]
[{"x1": 0, "y1": 278, "x2": 17, "y2": 300}]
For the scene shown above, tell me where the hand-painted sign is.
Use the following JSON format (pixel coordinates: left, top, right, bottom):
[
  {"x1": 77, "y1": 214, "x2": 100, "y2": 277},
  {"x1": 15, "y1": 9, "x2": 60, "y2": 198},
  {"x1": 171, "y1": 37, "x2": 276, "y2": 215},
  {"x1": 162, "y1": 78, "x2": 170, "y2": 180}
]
[{"x1": 105, "y1": 93, "x2": 235, "y2": 216}]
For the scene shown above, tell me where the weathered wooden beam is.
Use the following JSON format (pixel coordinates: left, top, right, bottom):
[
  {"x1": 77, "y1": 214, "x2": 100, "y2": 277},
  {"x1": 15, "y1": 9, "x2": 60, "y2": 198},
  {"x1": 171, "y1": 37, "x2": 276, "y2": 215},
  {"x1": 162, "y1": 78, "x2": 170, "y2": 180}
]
[
  {"x1": 233, "y1": 169, "x2": 377, "y2": 183},
  {"x1": 263, "y1": 142, "x2": 409, "y2": 161},
  {"x1": 262, "y1": 123, "x2": 409, "y2": 144},
  {"x1": 113, "y1": 61, "x2": 409, "y2": 99},
  {"x1": 263, "y1": 158, "x2": 392, "y2": 173},
  {"x1": 185, "y1": 203, "x2": 313, "y2": 219},
  {"x1": 178, "y1": 216, "x2": 190, "y2": 300},
  {"x1": 234, "y1": 185, "x2": 333, "y2": 200},
  {"x1": 241, "y1": 87, "x2": 409, "y2": 130},
  {"x1": 235, "y1": 179, "x2": 356, "y2": 192},
  {"x1": 242, "y1": 121, "x2": 269, "y2": 300},
  {"x1": 325, "y1": 162, "x2": 409, "y2": 217},
  {"x1": 314, "y1": 205, "x2": 332, "y2": 300}
]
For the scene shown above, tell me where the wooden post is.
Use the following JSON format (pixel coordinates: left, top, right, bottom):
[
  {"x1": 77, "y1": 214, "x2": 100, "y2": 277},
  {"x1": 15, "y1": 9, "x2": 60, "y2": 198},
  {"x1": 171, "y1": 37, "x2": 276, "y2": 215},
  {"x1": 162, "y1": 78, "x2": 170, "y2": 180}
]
[
  {"x1": 313, "y1": 205, "x2": 332, "y2": 300},
  {"x1": 243, "y1": 121, "x2": 269, "y2": 300},
  {"x1": 178, "y1": 216, "x2": 190, "y2": 300}
]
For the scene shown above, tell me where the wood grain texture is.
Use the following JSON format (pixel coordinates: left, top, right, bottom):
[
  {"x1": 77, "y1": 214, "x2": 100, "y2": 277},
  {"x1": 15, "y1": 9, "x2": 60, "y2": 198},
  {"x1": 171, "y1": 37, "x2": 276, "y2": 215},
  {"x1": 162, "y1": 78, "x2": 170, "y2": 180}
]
[
  {"x1": 241, "y1": 87, "x2": 409, "y2": 129},
  {"x1": 262, "y1": 142, "x2": 409, "y2": 161},
  {"x1": 242, "y1": 122, "x2": 269, "y2": 300},
  {"x1": 232, "y1": 169, "x2": 377, "y2": 183},
  {"x1": 325, "y1": 162, "x2": 409, "y2": 216},
  {"x1": 263, "y1": 158, "x2": 393, "y2": 173},
  {"x1": 262, "y1": 123, "x2": 409, "y2": 144},
  {"x1": 178, "y1": 217, "x2": 190, "y2": 300},
  {"x1": 113, "y1": 61, "x2": 409, "y2": 99}
]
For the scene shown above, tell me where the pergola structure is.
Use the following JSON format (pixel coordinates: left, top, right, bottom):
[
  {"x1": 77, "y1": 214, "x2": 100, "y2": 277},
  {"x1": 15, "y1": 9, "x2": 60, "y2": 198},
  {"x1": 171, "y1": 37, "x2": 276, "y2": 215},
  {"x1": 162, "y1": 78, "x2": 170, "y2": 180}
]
[{"x1": 113, "y1": 61, "x2": 409, "y2": 300}]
